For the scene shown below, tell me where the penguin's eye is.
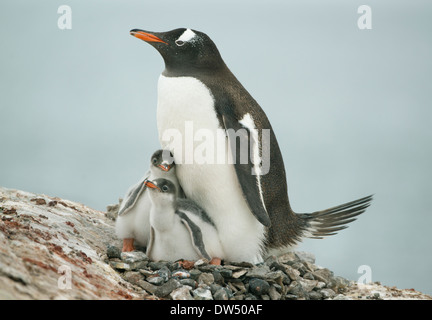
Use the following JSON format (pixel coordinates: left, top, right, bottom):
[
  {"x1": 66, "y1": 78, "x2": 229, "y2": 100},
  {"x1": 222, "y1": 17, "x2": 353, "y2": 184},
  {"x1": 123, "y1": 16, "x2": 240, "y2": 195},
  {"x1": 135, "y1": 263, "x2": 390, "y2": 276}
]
[
  {"x1": 175, "y1": 40, "x2": 185, "y2": 46},
  {"x1": 152, "y1": 158, "x2": 157, "y2": 164},
  {"x1": 161, "y1": 185, "x2": 169, "y2": 192}
]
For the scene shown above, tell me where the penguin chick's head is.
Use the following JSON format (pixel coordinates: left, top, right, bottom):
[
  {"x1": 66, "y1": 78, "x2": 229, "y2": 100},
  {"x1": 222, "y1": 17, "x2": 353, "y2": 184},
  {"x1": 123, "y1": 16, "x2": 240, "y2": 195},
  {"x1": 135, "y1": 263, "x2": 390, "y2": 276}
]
[
  {"x1": 130, "y1": 28, "x2": 226, "y2": 73},
  {"x1": 150, "y1": 149, "x2": 175, "y2": 172},
  {"x1": 144, "y1": 178, "x2": 177, "y2": 204}
]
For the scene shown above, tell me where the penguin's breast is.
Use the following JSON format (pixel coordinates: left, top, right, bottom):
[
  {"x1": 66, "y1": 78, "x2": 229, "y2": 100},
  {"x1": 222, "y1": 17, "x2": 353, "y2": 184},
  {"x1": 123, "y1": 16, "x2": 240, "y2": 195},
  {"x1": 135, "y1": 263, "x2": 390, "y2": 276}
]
[
  {"x1": 157, "y1": 75, "x2": 227, "y2": 164},
  {"x1": 156, "y1": 74, "x2": 232, "y2": 203}
]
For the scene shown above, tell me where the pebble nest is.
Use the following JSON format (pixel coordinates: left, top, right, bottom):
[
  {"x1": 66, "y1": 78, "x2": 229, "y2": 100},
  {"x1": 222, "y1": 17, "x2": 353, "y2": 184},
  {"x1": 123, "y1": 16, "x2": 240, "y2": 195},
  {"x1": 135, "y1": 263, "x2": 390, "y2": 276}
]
[{"x1": 104, "y1": 246, "x2": 367, "y2": 300}]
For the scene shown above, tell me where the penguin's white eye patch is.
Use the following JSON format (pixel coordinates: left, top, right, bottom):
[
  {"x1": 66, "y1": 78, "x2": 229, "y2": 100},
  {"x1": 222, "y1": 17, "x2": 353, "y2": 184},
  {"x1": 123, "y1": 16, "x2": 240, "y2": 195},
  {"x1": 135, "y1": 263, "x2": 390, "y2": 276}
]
[{"x1": 176, "y1": 28, "x2": 196, "y2": 46}]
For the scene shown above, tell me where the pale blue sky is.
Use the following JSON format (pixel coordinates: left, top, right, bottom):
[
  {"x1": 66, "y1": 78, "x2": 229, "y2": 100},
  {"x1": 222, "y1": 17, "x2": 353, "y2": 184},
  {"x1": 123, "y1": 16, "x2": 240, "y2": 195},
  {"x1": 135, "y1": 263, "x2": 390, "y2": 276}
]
[{"x1": 1, "y1": 1, "x2": 431, "y2": 294}]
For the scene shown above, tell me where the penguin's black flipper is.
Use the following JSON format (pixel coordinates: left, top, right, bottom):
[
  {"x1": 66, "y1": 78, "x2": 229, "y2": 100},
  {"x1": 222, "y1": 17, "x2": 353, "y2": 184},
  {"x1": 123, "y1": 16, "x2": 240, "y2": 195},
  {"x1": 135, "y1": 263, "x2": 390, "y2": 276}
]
[
  {"x1": 222, "y1": 114, "x2": 271, "y2": 227},
  {"x1": 176, "y1": 210, "x2": 212, "y2": 260},
  {"x1": 117, "y1": 172, "x2": 150, "y2": 216},
  {"x1": 298, "y1": 195, "x2": 373, "y2": 238}
]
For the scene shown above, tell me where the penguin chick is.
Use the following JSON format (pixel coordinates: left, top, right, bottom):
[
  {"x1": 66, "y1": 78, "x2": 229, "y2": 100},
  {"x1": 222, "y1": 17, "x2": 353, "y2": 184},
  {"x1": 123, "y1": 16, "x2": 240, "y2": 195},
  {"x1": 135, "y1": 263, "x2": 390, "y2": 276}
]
[
  {"x1": 145, "y1": 178, "x2": 224, "y2": 264},
  {"x1": 115, "y1": 149, "x2": 183, "y2": 252}
]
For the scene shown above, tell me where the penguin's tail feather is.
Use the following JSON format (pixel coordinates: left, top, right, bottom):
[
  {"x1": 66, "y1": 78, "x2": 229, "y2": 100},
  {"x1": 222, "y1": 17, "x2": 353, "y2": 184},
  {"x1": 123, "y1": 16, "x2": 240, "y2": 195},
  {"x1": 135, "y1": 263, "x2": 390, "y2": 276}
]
[{"x1": 298, "y1": 195, "x2": 373, "y2": 239}]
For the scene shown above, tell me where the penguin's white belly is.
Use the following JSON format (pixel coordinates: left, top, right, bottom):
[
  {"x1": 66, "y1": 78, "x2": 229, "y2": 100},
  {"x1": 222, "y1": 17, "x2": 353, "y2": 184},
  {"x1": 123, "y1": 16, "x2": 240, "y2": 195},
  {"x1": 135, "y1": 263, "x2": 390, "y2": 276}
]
[
  {"x1": 150, "y1": 222, "x2": 201, "y2": 262},
  {"x1": 115, "y1": 193, "x2": 151, "y2": 246},
  {"x1": 157, "y1": 75, "x2": 265, "y2": 263}
]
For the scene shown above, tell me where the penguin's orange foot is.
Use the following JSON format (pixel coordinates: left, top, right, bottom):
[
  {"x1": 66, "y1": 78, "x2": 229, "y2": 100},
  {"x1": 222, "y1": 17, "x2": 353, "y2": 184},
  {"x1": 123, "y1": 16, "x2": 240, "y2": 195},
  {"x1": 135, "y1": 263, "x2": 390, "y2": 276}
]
[
  {"x1": 210, "y1": 257, "x2": 222, "y2": 265},
  {"x1": 178, "y1": 260, "x2": 195, "y2": 270},
  {"x1": 122, "y1": 238, "x2": 135, "y2": 252}
]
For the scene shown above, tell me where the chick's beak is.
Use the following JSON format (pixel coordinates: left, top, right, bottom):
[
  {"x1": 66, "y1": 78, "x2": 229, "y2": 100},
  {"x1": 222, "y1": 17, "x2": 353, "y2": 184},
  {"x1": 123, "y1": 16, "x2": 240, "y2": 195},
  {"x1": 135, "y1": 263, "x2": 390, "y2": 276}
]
[
  {"x1": 158, "y1": 164, "x2": 171, "y2": 172},
  {"x1": 144, "y1": 179, "x2": 160, "y2": 191}
]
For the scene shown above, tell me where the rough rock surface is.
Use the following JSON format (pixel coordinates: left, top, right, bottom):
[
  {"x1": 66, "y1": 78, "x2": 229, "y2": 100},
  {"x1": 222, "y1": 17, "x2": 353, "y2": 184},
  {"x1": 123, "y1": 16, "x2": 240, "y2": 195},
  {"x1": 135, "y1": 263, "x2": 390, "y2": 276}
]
[{"x1": 1, "y1": 187, "x2": 431, "y2": 300}]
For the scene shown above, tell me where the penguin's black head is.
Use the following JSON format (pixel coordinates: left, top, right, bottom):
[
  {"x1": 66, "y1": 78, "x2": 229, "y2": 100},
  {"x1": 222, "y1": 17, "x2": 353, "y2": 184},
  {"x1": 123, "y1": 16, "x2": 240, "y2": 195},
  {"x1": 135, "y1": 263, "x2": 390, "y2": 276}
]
[
  {"x1": 130, "y1": 28, "x2": 226, "y2": 74},
  {"x1": 150, "y1": 149, "x2": 175, "y2": 172},
  {"x1": 144, "y1": 178, "x2": 176, "y2": 195}
]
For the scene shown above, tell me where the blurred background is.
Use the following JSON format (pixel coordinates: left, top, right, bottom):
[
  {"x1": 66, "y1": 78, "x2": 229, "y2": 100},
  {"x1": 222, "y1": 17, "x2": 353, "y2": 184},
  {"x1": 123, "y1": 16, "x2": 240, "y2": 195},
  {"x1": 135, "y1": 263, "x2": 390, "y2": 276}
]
[{"x1": 1, "y1": 0, "x2": 431, "y2": 295}]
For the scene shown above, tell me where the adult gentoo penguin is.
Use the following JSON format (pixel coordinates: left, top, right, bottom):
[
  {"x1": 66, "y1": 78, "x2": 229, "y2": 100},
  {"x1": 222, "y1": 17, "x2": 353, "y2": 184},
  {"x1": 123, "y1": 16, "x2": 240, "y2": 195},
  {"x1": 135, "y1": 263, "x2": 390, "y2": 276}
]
[
  {"x1": 115, "y1": 149, "x2": 182, "y2": 252},
  {"x1": 144, "y1": 178, "x2": 224, "y2": 264},
  {"x1": 130, "y1": 28, "x2": 373, "y2": 263}
]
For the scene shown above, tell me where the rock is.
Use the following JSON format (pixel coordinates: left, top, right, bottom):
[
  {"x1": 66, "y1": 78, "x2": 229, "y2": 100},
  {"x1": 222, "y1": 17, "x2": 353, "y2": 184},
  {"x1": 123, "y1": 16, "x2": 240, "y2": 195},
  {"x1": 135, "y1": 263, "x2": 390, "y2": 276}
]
[
  {"x1": 284, "y1": 265, "x2": 301, "y2": 281},
  {"x1": 189, "y1": 269, "x2": 202, "y2": 280},
  {"x1": 312, "y1": 268, "x2": 333, "y2": 284},
  {"x1": 295, "y1": 251, "x2": 316, "y2": 264},
  {"x1": 268, "y1": 285, "x2": 281, "y2": 300},
  {"x1": 212, "y1": 270, "x2": 225, "y2": 285},
  {"x1": 246, "y1": 265, "x2": 271, "y2": 279},
  {"x1": 299, "y1": 279, "x2": 318, "y2": 292},
  {"x1": 278, "y1": 252, "x2": 298, "y2": 264},
  {"x1": 287, "y1": 281, "x2": 308, "y2": 299},
  {"x1": 157, "y1": 266, "x2": 171, "y2": 282},
  {"x1": 106, "y1": 245, "x2": 121, "y2": 259},
  {"x1": 198, "y1": 273, "x2": 214, "y2": 286},
  {"x1": 308, "y1": 291, "x2": 323, "y2": 300},
  {"x1": 320, "y1": 288, "x2": 336, "y2": 299},
  {"x1": 3, "y1": 186, "x2": 431, "y2": 301},
  {"x1": 148, "y1": 261, "x2": 170, "y2": 270},
  {"x1": 249, "y1": 278, "x2": 270, "y2": 296},
  {"x1": 333, "y1": 293, "x2": 352, "y2": 300},
  {"x1": 170, "y1": 286, "x2": 194, "y2": 300},
  {"x1": 0, "y1": 187, "x2": 142, "y2": 299},
  {"x1": 329, "y1": 276, "x2": 351, "y2": 293},
  {"x1": 192, "y1": 286, "x2": 213, "y2": 300},
  {"x1": 213, "y1": 287, "x2": 229, "y2": 300},
  {"x1": 121, "y1": 251, "x2": 148, "y2": 264},
  {"x1": 194, "y1": 258, "x2": 209, "y2": 267},
  {"x1": 172, "y1": 270, "x2": 190, "y2": 279},
  {"x1": 154, "y1": 279, "x2": 181, "y2": 298},
  {"x1": 138, "y1": 280, "x2": 157, "y2": 295},
  {"x1": 179, "y1": 278, "x2": 197, "y2": 289},
  {"x1": 219, "y1": 268, "x2": 233, "y2": 279},
  {"x1": 106, "y1": 200, "x2": 121, "y2": 221},
  {"x1": 147, "y1": 276, "x2": 165, "y2": 286},
  {"x1": 109, "y1": 261, "x2": 132, "y2": 271},
  {"x1": 123, "y1": 271, "x2": 143, "y2": 286},
  {"x1": 232, "y1": 269, "x2": 248, "y2": 279}
]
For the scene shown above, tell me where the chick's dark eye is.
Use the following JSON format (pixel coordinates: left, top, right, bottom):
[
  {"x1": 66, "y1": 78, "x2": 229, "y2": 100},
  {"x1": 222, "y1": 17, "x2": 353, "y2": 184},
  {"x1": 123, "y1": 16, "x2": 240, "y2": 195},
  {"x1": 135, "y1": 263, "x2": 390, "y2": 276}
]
[
  {"x1": 162, "y1": 185, "x2": 169, "y2": 192},
  {"x1": 152, "y1": 158, "x2": 157, "y2": 164}
]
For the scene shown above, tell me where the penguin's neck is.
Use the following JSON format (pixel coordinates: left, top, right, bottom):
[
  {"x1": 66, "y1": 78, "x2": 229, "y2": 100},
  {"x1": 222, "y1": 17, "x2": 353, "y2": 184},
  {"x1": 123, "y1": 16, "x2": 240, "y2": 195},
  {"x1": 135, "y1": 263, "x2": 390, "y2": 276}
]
[{"x1": 149, "y1": 197, "x2": 177, "y2": 232}]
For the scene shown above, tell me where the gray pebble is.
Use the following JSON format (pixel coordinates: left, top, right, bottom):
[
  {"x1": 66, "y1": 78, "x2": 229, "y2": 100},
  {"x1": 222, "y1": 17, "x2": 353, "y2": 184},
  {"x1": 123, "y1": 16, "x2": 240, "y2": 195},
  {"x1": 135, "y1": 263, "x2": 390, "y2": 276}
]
[
  {"x1": 198, "y1": 273, "x2": 215, "y2": 286},
  {"x1": 192, "y1": 286, "x2": 213, "y2": 300},
  {"x1": 121, "y1": 251, "x2": 148, "y2": 264},
  {"x1": 148, "y1": 261, "x2": 170, "y2": 270},
  {"x1": 154, "y1": 278, "x2": 181, "y2": 298},
  {"x1": 320, "y1": 288, "x2": 336, "y2": 299},
  {"x1": 308, "y1": 291, "x2": 323, "y2": 300},
  {"x1": 106, "y1": 245, "x2": 121, "y2": 259},
  {"x1": 157, "y1": 266, "x2": 171, "y2": 282},
  {"x1": 213, "y1": 287, "x2": 229, "y2": 300},
  {"x1": 249, "y1": 278, "x2": 270, "y2": 296},
  {"x1": 147, "y1": 276, "x2": 165, "y2": 286},
  {"x1": 179, "y1": 278, "x2": 197, "y2": 289},
  {"x1": 170, "y1": 286, "x2": 194, "y2": 300},
  {"x1": 138, "y1": 280, "x2": 157, "y2": 295}
]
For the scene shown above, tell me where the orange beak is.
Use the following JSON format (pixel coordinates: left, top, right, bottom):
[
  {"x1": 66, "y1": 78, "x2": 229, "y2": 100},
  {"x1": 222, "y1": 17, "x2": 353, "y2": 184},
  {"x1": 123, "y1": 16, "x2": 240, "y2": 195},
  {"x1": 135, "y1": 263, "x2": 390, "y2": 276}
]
[
  {"x1": 144, "y1": 179, "x2": 161, "y2": 191},
  {"x1": 130, "y1": 30, "x2": 168, "y2": 45},
  {"x1": 158, "y1": 164, "x2": 171, "y2": 172}
]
